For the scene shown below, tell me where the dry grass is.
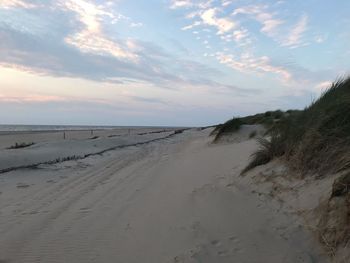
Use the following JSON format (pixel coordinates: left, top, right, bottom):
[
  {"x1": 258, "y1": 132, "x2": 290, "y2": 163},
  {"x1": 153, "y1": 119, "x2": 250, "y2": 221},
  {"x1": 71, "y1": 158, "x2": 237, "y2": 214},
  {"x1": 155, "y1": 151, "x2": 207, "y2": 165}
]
[
  {"x1": 242, "y1": 77, "x2": 350, "y2": 175},
  {"x1": 7, "y1": 142, "x2": 35, "y2": 149},
  {"x1": 213, "y1": 118, "x2": 243, "y2": 142}
]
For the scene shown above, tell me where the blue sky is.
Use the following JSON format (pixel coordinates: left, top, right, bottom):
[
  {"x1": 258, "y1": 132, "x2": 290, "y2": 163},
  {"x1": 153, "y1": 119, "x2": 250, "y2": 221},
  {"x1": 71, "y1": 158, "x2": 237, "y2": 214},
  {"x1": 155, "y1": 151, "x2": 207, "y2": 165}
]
[{"x1": 0, "y1": 0, "x2": 349, "y2": 126}]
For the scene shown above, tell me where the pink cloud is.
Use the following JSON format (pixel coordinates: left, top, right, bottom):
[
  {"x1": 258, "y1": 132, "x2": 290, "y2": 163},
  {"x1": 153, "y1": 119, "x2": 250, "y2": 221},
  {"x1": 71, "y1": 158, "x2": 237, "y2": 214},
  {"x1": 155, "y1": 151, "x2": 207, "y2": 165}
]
[
  {"x1": 216, "y1": 52, "x2": 292, "y2": 83},
  {"x1": 0, "y1": 0, "x2": 37, "y2": 9}
]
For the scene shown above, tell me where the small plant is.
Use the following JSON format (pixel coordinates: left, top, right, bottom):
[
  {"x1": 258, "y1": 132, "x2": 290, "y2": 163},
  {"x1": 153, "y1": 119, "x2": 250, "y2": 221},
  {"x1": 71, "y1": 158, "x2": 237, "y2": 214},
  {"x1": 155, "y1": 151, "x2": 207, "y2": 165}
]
[
  {"x1": 241, "y1": 134, "x2": 285, "y2": 174},
  {"x1": 331, "y1": 172, "x2": 350, "y2": 197},
  {"x1": 249, "y1": 130, "x2": 257, "y2": 138},
  {"x1": 174, "y1": 129, "x2": 184, "y2": 134},
  {"x1": 8, "y1": 142, "x2": 35, "y2": 149}
]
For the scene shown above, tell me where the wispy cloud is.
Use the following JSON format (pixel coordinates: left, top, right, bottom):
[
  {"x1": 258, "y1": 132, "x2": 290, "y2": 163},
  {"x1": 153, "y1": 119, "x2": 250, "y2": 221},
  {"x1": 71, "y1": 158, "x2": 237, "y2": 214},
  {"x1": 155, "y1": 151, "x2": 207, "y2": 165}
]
[
  {"x1": 170, "y1": 0, "x2": 193, "y2": 9},
  {"x1": 281, "y1": 14, "x2": 308, "y2": 48},
  {"x1": 170, "y1": 0, "x2": 214, "y2": 10},
  {"x1": 200, "y1": 8, "x2": 237, "y2": 35},
  {"x1": 232, "y1": 5, "x2": 284, "y2": 37},
  {"x1": 0, "y1": 0, "x2": 37, "y2": 9},
  {"x1": 314, "y1": 81, "x2": 332, "y2": 93},
  {"x1": 216, "y1": 52, "x2": 292, "y2": 83},
  {"x1": 61, "y1": 0, "x2": 137, "y2": 61}
]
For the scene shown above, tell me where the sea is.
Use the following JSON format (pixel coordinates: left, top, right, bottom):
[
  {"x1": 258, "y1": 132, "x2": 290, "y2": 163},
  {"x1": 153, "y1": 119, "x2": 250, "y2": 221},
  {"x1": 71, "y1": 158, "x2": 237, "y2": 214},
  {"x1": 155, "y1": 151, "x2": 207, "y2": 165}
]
[{"x1": 0, "y1": 125, "x2": 161, "y2": 133}]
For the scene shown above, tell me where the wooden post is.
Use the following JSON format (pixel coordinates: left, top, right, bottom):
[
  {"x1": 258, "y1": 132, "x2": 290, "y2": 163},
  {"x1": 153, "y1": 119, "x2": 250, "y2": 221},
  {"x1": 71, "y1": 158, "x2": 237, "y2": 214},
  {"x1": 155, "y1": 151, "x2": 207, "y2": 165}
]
[{"x1": 63, "y1": 131, "x2": 66, "y2": 140}]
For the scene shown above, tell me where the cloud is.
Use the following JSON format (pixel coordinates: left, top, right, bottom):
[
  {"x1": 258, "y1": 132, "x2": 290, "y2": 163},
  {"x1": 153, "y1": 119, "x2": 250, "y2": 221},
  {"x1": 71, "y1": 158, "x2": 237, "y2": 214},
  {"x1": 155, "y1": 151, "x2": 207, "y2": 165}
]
[
  {"x1": 314, "y1": 81, "x2": 332, "y2": 93},
  {"x1": 0, "y1": 7, "x2": 255, "y2": 98},
  {"x1": 181, "y1": 21, "x2": 201, "y2": 30},
  {"x1": 281, "y1": 14, "x2": 308, "y2": 48},
  {"x1": 170, "y1": 0, "x2": 193, "y2": 9},
  {"x1": 232, "y1": 5, "x2": 284, "y2": 37},
  {"x1": 201, "y1": 8, "x2": 237, "y2": 35},
  {"x1": 221, "y1": 1, "x2": 233, "y2": 7},
  {"x1": 170, "y1": 0, "x2": 215, "y2": 10},
  {"x1": 216, "y1": 52, "x2": 292, "y2": 83},
  {"x1": 0, "y1": 94, "x2": 66, "y2": 103},
  {"x1": 0, "y1": 0, "x2": 37, "y2": 9},
  {"x1": 61, "y1": 0, "x2": 137, "y2": 61},
  {"x1": 130, "y1": 96, "x2": 169, "y2": 105}
]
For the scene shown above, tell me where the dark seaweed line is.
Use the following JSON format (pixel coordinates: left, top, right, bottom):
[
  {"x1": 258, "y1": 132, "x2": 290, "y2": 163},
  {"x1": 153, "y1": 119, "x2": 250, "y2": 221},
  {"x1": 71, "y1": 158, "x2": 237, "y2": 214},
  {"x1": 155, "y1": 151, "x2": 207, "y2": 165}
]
[{"x1": 0, "y1": 129, "x2": 189, "y2": 175}]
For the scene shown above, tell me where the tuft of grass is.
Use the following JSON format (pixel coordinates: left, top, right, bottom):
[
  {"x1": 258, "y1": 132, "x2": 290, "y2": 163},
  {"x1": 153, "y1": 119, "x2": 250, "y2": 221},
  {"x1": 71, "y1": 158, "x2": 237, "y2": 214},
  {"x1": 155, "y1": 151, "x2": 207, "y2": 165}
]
[
  {"x1": 209, "y1": 124, "x2": 223, "y2": 136},
  {"x1": 242, "y1": 133, "x2": 285, "y2": 174},
  {"x1": 8, "y1": 142, "x2": 35, "y2": 149},
  {"x1": 174, "y1": 129, "x2": 184, "y2": 134},
  {"x1": 249, "y1": 130, "x2": 257, "y2": 138},
  {"x1": 331, "y1": 172, "x2": 350, "y2": 197},
  {"x1": 213, "y1": 118, "x2": 243, "y2": 142},
  {"x1": 242, "y1": 77, "x2": 350, "y2": 175},
  {"x1": 212, "y1": 109, "x2": 300, "y2": 143}
]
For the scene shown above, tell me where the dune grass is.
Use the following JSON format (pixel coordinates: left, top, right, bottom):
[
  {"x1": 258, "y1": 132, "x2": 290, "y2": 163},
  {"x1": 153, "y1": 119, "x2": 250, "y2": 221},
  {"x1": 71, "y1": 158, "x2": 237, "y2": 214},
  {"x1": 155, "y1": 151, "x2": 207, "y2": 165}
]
[
  {"x1": 243, "y1": 77, "x2": 350, "y2": 175},
  {"x1": 213, "y1": 118, "x2": 243, "y2": 142},
  {"x1": 8, "y1": 142, "x2": 35, "y2": 149},
  {"x1": 249, "y1": 130, "x2": 257, "y2": 138},
  {"x1": 212, "y1": 109, "x2": 296, "y2": 142}
]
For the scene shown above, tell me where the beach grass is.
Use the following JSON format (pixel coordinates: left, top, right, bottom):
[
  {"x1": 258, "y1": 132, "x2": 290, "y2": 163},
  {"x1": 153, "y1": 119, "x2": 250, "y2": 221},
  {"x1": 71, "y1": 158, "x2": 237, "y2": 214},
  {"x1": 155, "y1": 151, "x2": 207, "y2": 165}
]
[
  {"x1": 243, "y1": 77, "x2": 350, "y2": 175},
  {"x1": 8, "y1": 142, "x2": 35, "y2": 149}
]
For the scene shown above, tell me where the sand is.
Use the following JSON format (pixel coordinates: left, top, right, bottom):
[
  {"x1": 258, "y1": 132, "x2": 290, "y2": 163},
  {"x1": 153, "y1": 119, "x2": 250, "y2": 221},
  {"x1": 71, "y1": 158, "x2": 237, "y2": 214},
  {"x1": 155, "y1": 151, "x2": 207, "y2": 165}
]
[
  {"x1": 0, "y1": 128, "x2": 329, "y2": 262},
  {"x1": 0, "y1": 128, "x2": 175, "y2": 172}
]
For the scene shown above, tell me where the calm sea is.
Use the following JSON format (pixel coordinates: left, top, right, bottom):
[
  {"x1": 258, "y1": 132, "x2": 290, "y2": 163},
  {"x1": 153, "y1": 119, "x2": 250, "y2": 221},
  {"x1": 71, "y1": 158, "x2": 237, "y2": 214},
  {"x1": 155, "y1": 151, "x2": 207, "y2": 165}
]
[{"x1": 0, "y1": 125, "x2": 154, "y2": 133}]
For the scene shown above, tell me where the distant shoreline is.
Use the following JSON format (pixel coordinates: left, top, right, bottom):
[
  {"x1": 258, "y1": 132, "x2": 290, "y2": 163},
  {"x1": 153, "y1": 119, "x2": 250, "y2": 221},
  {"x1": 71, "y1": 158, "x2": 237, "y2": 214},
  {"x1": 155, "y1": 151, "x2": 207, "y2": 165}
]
[{"x1": 0, "y1": 124, "x2": 189, "y2": 135}]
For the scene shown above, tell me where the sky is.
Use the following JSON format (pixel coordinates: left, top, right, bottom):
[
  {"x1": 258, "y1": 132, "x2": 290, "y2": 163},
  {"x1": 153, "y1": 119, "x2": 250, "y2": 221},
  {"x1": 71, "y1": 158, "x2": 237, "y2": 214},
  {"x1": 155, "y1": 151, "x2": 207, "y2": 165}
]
[{"x1": 0, "y1": 0, "x2": 349, "y2": 126}]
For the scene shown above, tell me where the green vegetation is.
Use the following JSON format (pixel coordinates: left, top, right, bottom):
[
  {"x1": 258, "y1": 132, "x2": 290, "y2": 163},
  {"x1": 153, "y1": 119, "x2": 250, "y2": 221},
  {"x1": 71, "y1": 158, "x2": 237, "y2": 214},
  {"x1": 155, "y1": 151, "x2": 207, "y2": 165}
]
[
  {"x1": 212, "y1": 109, "x2": 299, "y2": 141},
  {"x1": 174, "y1": 129, "x2": 185, "y2": 134},
  {"x1": 332, "y1": 172, "x2": 350, "y2": 197},
  {"x1": 243, "y1": 77, "x2": 350, "y2": 175},
  {"x1": 249, "y1": 130, "x2": 257, "y2": 138},
  {"x1": 213, "y1": 118, "x2": 243, "y2": 142},
  {"x1": 7, "y1": 142, "x2": 35, "y2": 149}
]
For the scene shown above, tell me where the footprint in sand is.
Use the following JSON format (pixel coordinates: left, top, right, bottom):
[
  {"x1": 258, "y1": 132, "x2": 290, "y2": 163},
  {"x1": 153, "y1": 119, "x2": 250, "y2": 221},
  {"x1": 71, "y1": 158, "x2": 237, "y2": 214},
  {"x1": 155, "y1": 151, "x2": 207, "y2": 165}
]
[
  {"x1": 16, "y1": 183, "x2": 30, "y2": 189},
  {"x1": 228, "y1": 235, "x2": 244, "y2": 254},
  {"x1": 79, "y1": 207, "x2": 91, "y2": 213},
  {"x1": 217, "y1": 250, "x2": 229, "y2": 257},
  {"x1": 210, "y1": 240, "x2": 221, "y2": 247},
  {"x1": 228, "y1": 235, "x2": 239, "y2": 242},
  {"x1": 46, "y1": 180, "x2": 56, "y2": 183}
]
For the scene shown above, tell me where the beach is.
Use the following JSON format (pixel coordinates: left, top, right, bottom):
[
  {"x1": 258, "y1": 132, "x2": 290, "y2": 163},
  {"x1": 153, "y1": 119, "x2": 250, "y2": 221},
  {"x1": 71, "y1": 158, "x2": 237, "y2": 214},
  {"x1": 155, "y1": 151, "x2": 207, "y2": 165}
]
[{"x1": 0, "y1": 127, "x2": 328, "y2": 262}]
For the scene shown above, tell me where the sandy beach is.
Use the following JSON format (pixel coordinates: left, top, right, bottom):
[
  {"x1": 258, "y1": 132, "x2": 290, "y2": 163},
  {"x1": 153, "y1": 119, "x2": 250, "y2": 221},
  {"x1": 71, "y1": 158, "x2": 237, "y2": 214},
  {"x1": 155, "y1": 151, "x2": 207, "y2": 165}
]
[{"x1": 0, "y1": 128, "x2": 328, "y2": 262}]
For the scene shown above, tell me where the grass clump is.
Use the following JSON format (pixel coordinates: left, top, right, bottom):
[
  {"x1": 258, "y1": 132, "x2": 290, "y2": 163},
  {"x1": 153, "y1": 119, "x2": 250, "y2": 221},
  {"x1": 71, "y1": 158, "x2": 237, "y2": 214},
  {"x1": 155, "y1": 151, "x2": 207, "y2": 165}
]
[
  {"x1": 174, "y1": 129, "x2": 185, "y2": 134},
  {"x1": 332, "y1": 172, "x2": 350, "y2": 197},
  {"x1": 213, "y1": 118, "x2": 243, "y2": 142},
  {"x1": 8, "y1": 142, "x2": 35, "y2": 149},
  {"x1": 212, "y1": 109, "x2": 300, "y2": 142},
  {"x1": 243, "y1": 77, "x2": 350, "y2": 175},
  {"x1": 249, "y1": 130, "x2": 257, "y2": 138}
]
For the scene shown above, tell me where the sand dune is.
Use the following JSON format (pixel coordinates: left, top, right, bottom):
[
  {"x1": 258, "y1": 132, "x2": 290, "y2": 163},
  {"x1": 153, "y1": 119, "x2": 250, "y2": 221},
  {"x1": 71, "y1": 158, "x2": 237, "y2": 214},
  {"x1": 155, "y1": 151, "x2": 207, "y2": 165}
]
[{"x1": 0, "y1": 129, "x2": 328, "y2": 262}]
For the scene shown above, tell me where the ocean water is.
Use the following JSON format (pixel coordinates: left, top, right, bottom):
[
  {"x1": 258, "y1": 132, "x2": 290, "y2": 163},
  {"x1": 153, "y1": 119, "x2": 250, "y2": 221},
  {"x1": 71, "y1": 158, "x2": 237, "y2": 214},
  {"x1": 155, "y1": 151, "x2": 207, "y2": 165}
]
[
  {"x1": 0, "y1": 125, "x2": 173, "y2": 133},
  {"x1": 0, "y1": 125, "x2": 130, "y2": 133}
]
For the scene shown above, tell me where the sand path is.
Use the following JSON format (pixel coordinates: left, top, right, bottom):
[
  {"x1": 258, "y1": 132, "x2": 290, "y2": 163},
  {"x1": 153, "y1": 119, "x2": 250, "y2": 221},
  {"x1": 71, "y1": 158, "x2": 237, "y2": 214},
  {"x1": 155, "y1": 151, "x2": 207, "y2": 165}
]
[{"x1": 0, "y1": 129, "x2": 327, "y2": 262}]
